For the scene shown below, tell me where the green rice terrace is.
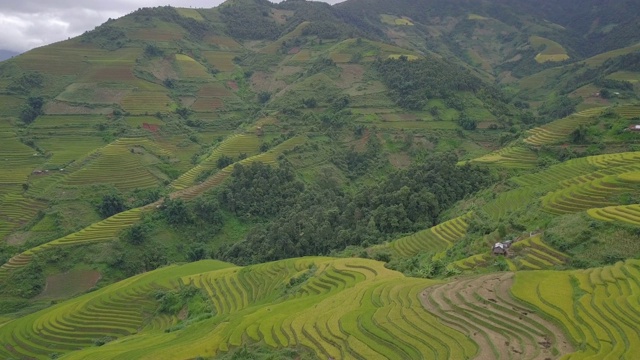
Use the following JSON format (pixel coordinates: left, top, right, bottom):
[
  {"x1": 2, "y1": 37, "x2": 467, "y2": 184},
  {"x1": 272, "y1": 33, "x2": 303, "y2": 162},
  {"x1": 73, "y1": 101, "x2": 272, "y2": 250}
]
[{"x1": 0, "y1": 0, "x2": 640, "y2": 358}]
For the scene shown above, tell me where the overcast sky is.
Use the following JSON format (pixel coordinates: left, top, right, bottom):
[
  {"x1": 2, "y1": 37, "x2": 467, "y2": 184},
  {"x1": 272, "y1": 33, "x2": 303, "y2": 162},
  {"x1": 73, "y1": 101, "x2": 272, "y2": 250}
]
[{"x1": 0, "y1": 0, "x2": 344, "y2": 53}]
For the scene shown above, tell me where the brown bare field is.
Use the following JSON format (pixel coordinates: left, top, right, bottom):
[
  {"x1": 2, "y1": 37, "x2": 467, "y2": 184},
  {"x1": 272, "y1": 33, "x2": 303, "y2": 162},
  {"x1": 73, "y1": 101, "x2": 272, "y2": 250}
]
[
  {"x1": 144, "y1": 58, "x2": 178, "y2": 81},
  {"x1": 192, "y1": 97, "x2": 224, "y2": 112},
  {"x1": 180, "y1": 96, "x2": 197, "y2": 108},
  {"x1": 329, "y1": 52, "x2": 352, "y2": 63},
  {"x1": 82, "y1": 63, "x2": 137, "y2": 82},
  {"x1": 250, "y1": 72, "x2": 287, "y2": 93},
  {"x1": 198, "y1": 83, "x2": 234, "y2": 98},
  {"x1": 335, "y1": 64, "x2": 365, "y2": 88},
  {"x1": 422, "y1": 273, "x2": 573, "y2": 360},
  {"x1": 36, "y1": 269, "x2": 101, "y2": 299}
]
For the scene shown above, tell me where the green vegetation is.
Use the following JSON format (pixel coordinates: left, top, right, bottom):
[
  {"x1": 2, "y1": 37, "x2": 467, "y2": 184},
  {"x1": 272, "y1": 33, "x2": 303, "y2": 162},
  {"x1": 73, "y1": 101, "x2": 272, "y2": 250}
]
[{"x1": 1, "y1": 0, "x2": 640, "y2": 358}]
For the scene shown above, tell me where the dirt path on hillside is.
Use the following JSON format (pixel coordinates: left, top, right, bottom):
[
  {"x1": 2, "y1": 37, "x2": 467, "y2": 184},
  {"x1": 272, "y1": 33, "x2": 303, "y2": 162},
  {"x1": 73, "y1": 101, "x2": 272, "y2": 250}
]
[{"x1": 420, "y1": 273, "x2": 574, "y2": 360}]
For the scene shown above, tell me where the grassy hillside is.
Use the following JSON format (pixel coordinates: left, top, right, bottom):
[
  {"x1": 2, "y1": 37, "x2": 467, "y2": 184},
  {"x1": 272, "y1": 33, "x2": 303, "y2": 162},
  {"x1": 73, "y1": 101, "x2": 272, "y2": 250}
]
[{"x1": 0, "y1": 0, "x2": 640, "y2": 358}]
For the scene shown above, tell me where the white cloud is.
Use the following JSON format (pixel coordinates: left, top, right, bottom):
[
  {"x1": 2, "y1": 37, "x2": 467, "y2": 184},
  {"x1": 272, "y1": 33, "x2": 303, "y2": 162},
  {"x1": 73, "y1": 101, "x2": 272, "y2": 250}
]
[{"x1": 0, "y1": 0, "x2": 345, "y2": 53}]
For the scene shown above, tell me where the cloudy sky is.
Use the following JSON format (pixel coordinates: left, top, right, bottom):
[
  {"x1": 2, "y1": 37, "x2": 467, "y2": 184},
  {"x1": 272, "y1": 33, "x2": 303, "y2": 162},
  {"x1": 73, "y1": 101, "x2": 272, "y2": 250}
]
[{"x1": 0, "y1": 0, "x2": 344, "y2": 53}]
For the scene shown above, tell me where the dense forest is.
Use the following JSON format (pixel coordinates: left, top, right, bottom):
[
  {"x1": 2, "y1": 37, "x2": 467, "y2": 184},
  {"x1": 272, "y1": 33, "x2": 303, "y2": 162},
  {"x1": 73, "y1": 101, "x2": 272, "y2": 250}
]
[{"x1": 216, "y1": 154, "x2": 492, "y2": 264}]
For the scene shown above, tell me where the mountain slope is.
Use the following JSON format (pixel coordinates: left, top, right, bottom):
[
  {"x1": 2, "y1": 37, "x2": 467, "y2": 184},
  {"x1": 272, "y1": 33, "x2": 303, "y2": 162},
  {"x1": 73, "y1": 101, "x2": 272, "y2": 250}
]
[{"x1": 0, "y1": 0, "x2": 639, "y2": 359}]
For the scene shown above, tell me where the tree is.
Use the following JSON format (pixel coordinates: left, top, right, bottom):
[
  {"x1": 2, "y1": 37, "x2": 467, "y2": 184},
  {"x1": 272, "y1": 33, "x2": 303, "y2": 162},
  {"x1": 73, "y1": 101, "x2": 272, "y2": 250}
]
[
  {"x1": 97, "y1": 193, "x2": 127, "y2": 218},
  {"x1": 216, "y1": 155, "x2": 233, "y2": 169},
  {"x1": 457, "y1": 113, "x2": 477, "y2": 130},
  {"x1": 20, "y1": 96, "x2": 45, "y2": 124},
  {"x1": 163, "y1": 198, "x2": 192, "y2": 225},
  {"x1": 122, "y1": 223, "x2": 149, "y2": 245},
  {"x1": 570, "y1": 125, "x2": 588, "y2": 144},
  {"x1": 257, "y1": 91, "x2": 271, "y2": 104}
]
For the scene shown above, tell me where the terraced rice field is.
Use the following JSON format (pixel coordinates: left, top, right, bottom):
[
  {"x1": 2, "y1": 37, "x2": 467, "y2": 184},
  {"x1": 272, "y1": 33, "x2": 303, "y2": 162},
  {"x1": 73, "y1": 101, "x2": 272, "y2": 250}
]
[
  {"x1": 0, "y1": 194, "x2": 46, "y2": 239},
  {"x1": 541, "y1": 169, "x2": 640, "y2": 215},
  {"x1": 1, "y1": 254, "x2": 637, "y2": 360},
  {"x1": 201, "y1": 51, "x2": 237, "y2": 72},
  {"x1": 422, "y1": 272, "x2": 573, "y2": 359},
  {"x1": 530, "y1": 36, "x2": 570, "y2": 63},
  {"x1": 171, "y1": 136, "x2": 307, "y2": 201},
  {"x1": 0, "y1": 95, "x2": 25, "y2": 116},
  {"x1": 524, "y1": 107, "x2": 604, "y2": 146},
  {"x1": 171, "y1": 134, "x2": 261, "y2": 190},
  {"x1": 0, "y1": 137, "x2": 307, "y2": 276},
  {"x1": 0, "y1": 125, "x2": 44, "y2": 186},
  {"x1": 389, "y1": 215, "x2": 470, "y2": 257},
  {"x1": 63, "y1": 138, "x2": 168, "y2": 191},
  {"x1": 607, "y1": 71, "x2": 640, "y2": 83},
  {"x1": 512, "y1": 259, "x2": 640, "y2": 359},
  {"x1": 582, "y1": 43, "x2": 640, "y2": 67},
  {"x1": 122, "y1": 91, "x2": 173, "y2": 114},
  {"x1": 131, "y1": 23, "x2": 185, "y2": 41},
  {"x1": 615, "y1": 105, "x2": 640, "y2": 119},
  {"x1": 588, "y1": 204, "x2": 640, "y2": 226},
  {"x1": 13, "y1": 43, "x2": 102, "y2": 76},
  {"x1": 511, "y1": 157, "x2": 595, "y2": 188},
  {"x1": 469, "y1": 146, "x2": 537, "y2": 169},
  {"x1": 205, "y1": 36, "x2": 242, "y2": 51},
  {"x1": 482, "y1": 187, "x2": 540, "y2": 219},
  {"x1": 450, "y1": 254, "x2": 492, "y2": 271},
  {"x1": 4, "y1": 257, "x2": 480, "y2": 360},
  {"x1": 0, "y1": 207, "x2": 144, "y2": 281},
  {"x1": 0, "y1": 260, "x2": 229, "y2": 359},
  {"x1": 176, "y1": 8, "x2": 204, "y2": 21},
  {"x1": 175, "y1": 54, "x2": 212, "y2": 79},
  {"x1": 509, "y1": 236, "x2": 567, "y2": 270},
  {"x1": 35, "y1": 136, "x2": 105, "y2": 167}
]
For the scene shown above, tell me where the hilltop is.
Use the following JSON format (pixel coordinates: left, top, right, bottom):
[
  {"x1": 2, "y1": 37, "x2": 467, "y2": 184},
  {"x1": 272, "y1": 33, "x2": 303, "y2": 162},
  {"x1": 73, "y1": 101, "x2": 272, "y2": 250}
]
[{"x1": 0, "y1": 0, "x2": 639, "y2": 358}]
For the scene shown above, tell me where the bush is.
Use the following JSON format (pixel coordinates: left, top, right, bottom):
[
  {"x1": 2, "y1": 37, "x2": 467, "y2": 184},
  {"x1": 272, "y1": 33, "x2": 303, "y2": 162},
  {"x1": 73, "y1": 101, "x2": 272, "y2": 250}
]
[{"x1": 97, "y1": 193, "x2": 127, "y2": 218}]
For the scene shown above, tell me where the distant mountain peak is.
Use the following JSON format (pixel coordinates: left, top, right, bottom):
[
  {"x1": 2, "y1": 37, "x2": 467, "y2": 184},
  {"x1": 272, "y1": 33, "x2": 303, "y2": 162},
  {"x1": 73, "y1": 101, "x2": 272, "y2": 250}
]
[{"x1": 0, "y1": 49, "x2": 19, "y2": 61}]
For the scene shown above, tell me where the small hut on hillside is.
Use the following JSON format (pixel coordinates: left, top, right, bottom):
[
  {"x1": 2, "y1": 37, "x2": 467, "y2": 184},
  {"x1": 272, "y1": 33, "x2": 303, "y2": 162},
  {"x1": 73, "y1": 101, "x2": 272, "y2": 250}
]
[{"x1": 492, "y1": 242, "x2": 509, "y2": 256}]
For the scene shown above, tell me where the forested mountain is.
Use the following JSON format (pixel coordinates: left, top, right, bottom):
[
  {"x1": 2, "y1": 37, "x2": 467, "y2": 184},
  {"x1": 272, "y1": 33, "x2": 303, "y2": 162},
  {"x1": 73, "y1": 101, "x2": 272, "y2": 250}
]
[{"x1": 0, "y1": 0, "x2": 639, "y2": 358}]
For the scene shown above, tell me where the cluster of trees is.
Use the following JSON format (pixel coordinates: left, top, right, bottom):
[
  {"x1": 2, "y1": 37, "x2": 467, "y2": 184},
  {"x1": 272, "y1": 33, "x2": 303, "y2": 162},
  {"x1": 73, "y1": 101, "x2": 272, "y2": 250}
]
[
  {"x1": 374, "y1": 57, "x2": 486, "y2": 111},
  {"x1": 537, "y1": 95, "x2": 580, "y2": 122},
  {"x1": 216, "y1": 153, "x2": 493, "y2": 265},
  {"x1": 7, "y1": 72, "x2": 43, "y2": 95},
  {"x1": 81, "y1": 25, "x2": 128, "y2": 50},
  {"x1": 218, "y1": 162, "x2": 304, "y2": 218},
  {"x1": 220, "y1": 1, "x2": 281, "y2": 40},
  {"x1": 19, "y1": 96, "x2": 44, "y2": 124}
]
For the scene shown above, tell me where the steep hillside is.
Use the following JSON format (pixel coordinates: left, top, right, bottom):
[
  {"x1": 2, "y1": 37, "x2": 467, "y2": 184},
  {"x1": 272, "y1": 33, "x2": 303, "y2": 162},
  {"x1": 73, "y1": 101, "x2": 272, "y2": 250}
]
[{"x1": 0, "y1": 0, "x2": 639, "y2": 358}]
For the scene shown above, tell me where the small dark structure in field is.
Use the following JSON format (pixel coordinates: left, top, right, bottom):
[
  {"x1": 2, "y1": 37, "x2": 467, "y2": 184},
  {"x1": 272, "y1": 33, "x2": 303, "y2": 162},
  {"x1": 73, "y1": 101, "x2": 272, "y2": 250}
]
[
  {"x1": 627, "y1": 125, "x2": 640, "y2": 132},
  {"x1": 493, "y1": 242, "x2": 509, "y2": 256}
]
